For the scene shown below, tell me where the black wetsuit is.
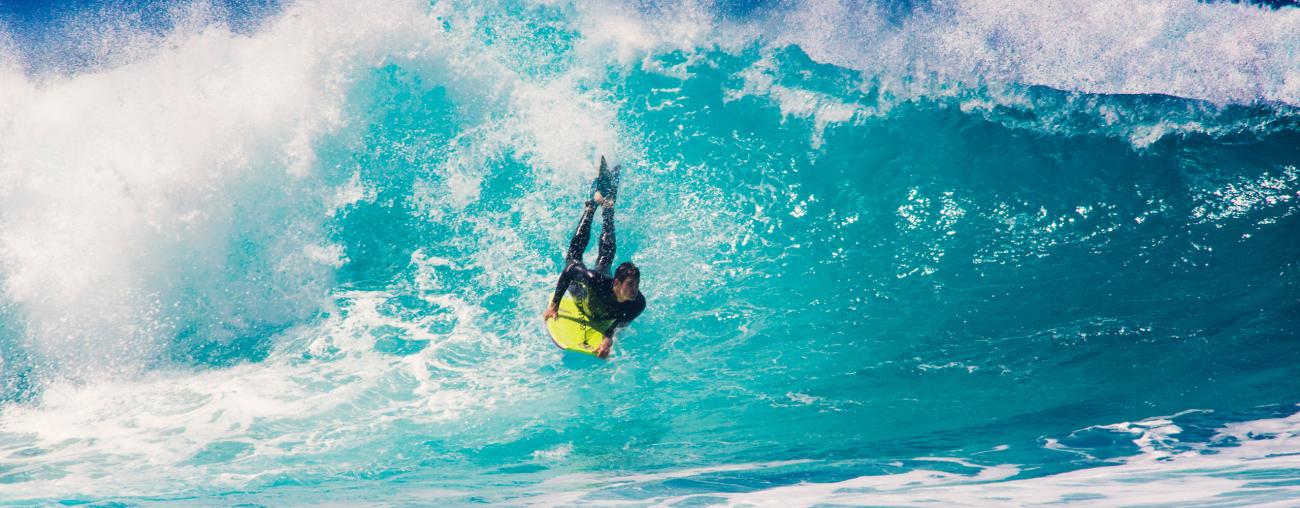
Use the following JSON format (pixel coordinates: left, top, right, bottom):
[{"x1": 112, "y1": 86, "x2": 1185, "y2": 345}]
[{"x1": 548, "y1": 200, "x2": 645, "y2": 334}]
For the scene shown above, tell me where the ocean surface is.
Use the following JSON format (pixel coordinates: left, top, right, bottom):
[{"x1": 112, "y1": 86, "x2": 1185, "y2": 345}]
[{"x1": 1, "y1": 0, "x2": 1299, "y2": 505}]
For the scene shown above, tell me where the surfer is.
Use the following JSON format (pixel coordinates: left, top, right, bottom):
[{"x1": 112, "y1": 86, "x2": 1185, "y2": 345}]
[{"x1": 542, "y1": 156, "x2": 645, "y2": 358}]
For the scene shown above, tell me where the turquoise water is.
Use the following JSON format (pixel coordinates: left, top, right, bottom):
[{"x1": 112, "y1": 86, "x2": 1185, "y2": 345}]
[{"x1": 1, "y1": 0, "x2": 1300, "y2": 505}]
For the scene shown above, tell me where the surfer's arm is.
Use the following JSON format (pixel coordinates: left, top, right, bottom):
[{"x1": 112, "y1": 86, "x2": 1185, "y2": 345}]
[
  {"x1": 545, "y1": 263, "x2": 587, "y2": 317},
  {"x1": 596, "y1": 335, "x2": 613, "y2": 358},
  {"x1": 596, "y1": 320, "x2": 628, "y2": 357},
  {"x1": 596, "y1": 325, "x2": 618, "y2": 358},
  {"x1": 544, "y1": 270, "x2": 572, "y2": 319}
]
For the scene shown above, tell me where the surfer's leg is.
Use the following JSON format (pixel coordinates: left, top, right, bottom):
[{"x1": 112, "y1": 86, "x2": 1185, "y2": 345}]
[
  {"x1": 595, "y1": 205, "x2": 616, "y2": 274},
  {"x1": 605, "y1": 164, "x2": 620, "y2": 204},
  {"x1": 590, "y1": 157, "x2": 609, "y2": 200},
  {"x1": 565, "y1": 200, "x2": 599, "y2": 265},
  {"x1": 592, "y1": 163, "x2": 620, "y2": 208},
  {"x1": 594, "y1": 164, "x2": 620, "y2": 273}
]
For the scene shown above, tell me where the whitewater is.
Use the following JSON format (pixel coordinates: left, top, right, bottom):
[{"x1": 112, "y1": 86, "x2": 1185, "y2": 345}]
[{"x1": 0, "y1": 0, "x2": 1298, "y2": 505}]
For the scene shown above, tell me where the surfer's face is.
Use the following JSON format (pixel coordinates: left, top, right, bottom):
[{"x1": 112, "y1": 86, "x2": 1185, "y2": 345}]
[{"x1": 613, "y1": 276, "x2": 639, "y2": 301}]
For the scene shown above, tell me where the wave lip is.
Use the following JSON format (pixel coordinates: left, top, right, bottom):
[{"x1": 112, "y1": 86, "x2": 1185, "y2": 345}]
[{"x1": 763, "y1": 0, "x2": 1300, "y2": 107}]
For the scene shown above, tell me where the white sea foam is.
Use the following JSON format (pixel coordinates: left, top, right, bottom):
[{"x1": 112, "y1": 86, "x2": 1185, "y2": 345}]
[
  {"x1": 771, "y1": 0, "x2": 1300, "y2": 107},
  {"x1": 609, "y1": 409, "x2": 1300, "y2": 507},
  {"x1": 0, "y1": 0, "x2": 448, "y2": 377},
  {"x1": 706, "y1": 0, "x2": 1299, "y2": 148},
  {"x1": 0, "y1": 286, "x2": 550, "y2": 501},
  {"x1": 496, "y1": 409, "x2": 1300, "y2": 506}
]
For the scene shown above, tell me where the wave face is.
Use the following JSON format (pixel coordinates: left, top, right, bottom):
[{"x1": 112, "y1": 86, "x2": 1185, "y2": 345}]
[{"x1": 1, "y1": 0, "x2": 1299, "y2": 504}]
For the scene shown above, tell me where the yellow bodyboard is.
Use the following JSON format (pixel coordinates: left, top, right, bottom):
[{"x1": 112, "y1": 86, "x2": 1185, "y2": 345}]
[{"x1": 545, "y1": 294, "x2": 614, "y2": 356}]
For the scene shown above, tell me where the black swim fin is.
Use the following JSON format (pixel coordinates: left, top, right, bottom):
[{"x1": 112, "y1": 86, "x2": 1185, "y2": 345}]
[
  {"x1": 606, "y1": 163, "x2": 620, "y2": 204},
  {"x1": 590, "y1": 156, "x2": 618, "y2": 203}
]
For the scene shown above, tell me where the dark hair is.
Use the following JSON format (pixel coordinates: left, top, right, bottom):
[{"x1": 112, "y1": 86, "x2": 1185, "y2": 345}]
[{"x1": 614, "y1": 261, "x2": 640, "y2": 282}]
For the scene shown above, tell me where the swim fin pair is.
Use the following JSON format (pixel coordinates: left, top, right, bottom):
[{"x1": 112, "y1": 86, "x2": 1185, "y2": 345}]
[{"x1": 589, "y1": 156, "x2": 620, "y2": 205}]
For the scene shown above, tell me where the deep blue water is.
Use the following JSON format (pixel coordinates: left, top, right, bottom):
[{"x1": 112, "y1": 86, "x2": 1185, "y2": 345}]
[{"x1": 1, "y1": 0, "x2": 1299, "y2": 505}]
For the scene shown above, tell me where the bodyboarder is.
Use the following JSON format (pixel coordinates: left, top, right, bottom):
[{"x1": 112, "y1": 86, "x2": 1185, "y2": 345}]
[{"x1": 542, "y1": 156, "x2": 645, "y2": 358}]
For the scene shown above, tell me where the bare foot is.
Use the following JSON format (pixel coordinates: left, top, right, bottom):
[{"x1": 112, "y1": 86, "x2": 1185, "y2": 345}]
[{"x1": 594, "y1": 191, "x2": 615, "y2": 209}]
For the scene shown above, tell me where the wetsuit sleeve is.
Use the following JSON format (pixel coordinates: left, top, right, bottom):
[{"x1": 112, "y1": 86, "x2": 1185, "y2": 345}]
[
  {"x1": 605, "y1": 296, "x2": 645, "y2": 339},
  {"x1": 548, "y1": 262, "x2": 596, "y2": 309},
  {"x1": 548, "y1": 263, "x2": 577, "y2": 308}
]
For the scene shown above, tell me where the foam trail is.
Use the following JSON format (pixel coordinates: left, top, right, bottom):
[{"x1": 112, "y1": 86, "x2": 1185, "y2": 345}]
[
  {"x1": 0, "y1": 287, "x2": 550, "y2": 500},
  {"x1": 524, "y1": 410, "x2": 1300, "y2": 507}
]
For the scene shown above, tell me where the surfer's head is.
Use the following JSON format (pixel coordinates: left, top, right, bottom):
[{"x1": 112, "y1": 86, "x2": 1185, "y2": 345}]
[{"x1": 613, "y1": 261, "x2": 640, "y2": 301}]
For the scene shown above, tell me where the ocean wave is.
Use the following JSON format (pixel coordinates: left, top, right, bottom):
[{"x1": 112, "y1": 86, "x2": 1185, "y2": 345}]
[{"x1": 0, "y1": 0, "x2": 1297, "y2": 504}]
